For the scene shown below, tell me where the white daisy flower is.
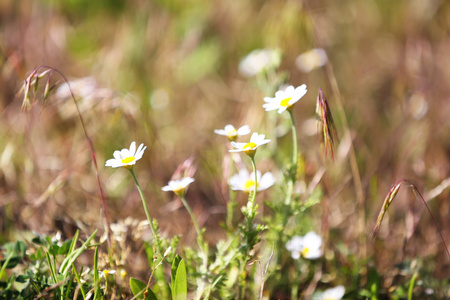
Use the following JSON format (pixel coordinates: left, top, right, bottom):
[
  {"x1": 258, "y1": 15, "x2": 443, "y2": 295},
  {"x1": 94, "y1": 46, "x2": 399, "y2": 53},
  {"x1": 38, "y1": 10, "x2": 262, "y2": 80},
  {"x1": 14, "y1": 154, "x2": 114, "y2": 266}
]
[
  {"x1": 99, "y1": 269, "x2": 116, "y2": 278},
  {"x1": 263, "y1": 84, "x2": 307, "y2": 114},
  {"x1": 161, "y1": 177, "x2": 195, "y2": 197},
  {"x1": 313, "y1": 286, "x2": 345, "y2": 300},
  {"x1": 286, "y1": 231, "x2": 322, "y2": 260},
  {"x1": 229, "y1": 132, "x2": 271, "y2": 158},
  {"x1": 105, "y1": 141, "x2": 146, "y2": 169},
  {"x1": 238, "y1": 49, "x2": 281, "y2": 77},
  {"x1": 214, "y1": 124, "x2": 251, "y2": 142},
  {"x1": 296, "y1": 48, "x2": 328, "y2": 73},
  {"x1": 229, "y1": 169, "x2": 275, "y2": 192}
]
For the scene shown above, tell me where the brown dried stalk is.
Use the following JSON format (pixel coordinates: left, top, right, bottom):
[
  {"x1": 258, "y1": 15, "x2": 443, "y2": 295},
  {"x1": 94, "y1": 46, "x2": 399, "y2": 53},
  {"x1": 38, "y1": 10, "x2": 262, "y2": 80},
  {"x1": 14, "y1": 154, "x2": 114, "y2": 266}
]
[
  {"x1": 19, "y1": 66, "x2": 110, "y2": 243},
  {"x1": 371, "y1": 179, "x2": 450, "y2": 259}
]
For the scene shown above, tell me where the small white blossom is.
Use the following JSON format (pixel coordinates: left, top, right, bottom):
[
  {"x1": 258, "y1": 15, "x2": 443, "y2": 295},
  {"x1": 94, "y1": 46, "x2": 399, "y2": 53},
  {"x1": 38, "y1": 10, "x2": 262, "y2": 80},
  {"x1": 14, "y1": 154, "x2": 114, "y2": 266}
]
[
  {"x1": 263, "y1": 85, "x2": 307, "y2": 114},
  {"x1": 230, "y1": 132, "x2": 271, "y2": 158},
  {"x1": 105, "y1": 141, "x2": 146, "y2": 168},
  {"x1": 286, "y1": 231, "x2": 322, "y2": 260},
  {"x1": 162, "y1": 177, "x2": 195, "y2": 197},
  {"x1": 229, "y1": 169, "x2": 275, "y2": 192},
  {"x1": 313, "y1": 286, "x2": 345, "y2": 300},
  {"x1": 296, "y1": 48, "x2": 328, "y2": 73},
  {"x1": 214, "y1": 124, "x2": 250, "y2": 142},
  {"x1": 99, "y1": 269, "x2": 116, "y2": 278},
  {"x1": 239, "y1": 49, "x2": 281, "y2": 77}
]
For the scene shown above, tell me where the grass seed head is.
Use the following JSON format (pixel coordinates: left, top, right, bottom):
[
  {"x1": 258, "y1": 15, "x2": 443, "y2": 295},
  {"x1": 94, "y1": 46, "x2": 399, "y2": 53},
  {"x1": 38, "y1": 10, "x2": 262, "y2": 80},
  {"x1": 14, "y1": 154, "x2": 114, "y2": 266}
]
[{"x1": 316, "y1": 88, "x2": 338, "y2": 161}]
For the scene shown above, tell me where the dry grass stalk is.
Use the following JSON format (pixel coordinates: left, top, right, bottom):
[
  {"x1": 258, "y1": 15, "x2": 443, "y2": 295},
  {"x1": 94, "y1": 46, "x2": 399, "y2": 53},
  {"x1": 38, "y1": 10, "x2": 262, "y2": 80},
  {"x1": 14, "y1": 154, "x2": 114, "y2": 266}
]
[
  {"x1": 371, "y1": 179, "x2": 450, "y2": 259},
  {"x1": 19, "y1": 66, "x2": 111, "y2": 244}
]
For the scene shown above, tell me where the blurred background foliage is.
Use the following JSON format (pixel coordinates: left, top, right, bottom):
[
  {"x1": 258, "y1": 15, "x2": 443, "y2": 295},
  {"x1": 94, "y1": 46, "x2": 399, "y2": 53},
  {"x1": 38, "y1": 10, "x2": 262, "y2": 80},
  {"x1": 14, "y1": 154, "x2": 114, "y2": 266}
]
[{"x1": 1, "y1": 0, "x2": 450, "y2": 293}]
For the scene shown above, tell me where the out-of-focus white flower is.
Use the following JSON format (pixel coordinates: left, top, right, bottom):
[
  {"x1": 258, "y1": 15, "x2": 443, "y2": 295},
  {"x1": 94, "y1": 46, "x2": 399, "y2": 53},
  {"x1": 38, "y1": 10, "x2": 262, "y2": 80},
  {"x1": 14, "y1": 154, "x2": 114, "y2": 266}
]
[
  {"x1": 214, "y1": 124, "x2": 251, "y2": 142},
  {"x1": 263, "y1": 85, "x2": 307, "y2": 114},
  {"x1": 105, "y1": 142, "x2": 146, "y2": 169},
  {"x1": 239, "y1": 49, "x2": 282, "y2": 77},
  {"x1": 230, "y1": 132, "x2": 271, "y2": 158},
  {"x1": 119, "y1": 269, "x2": 127, "y2": 280},
  {"x1": 313, "y1": 285, "x2": 345, "y2": 300},
  {"x1": 286, "y1": 231, "x2": 322, "y2": 260},
  {"x1": 99, "y1": 269, "x2": 116, "y2": 278},
  {"x1": 295, "y1": 48, "x2": 328, "y2": 73},
  {"x1": 229, "y1": 169, "x2": 275, "y2": 192},
  {"x1": 162, "y1": 177, "x2": 195, "y2": 197}
]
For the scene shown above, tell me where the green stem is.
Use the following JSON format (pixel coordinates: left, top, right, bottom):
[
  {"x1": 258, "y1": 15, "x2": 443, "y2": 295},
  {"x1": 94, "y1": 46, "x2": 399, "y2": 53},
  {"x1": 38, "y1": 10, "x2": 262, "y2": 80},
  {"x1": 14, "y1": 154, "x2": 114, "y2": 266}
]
[
  {"x1": 179, "y1": 194, "x2": 208, "y2": 300},
  {"x1": 285, "y1": 110, "x2": 298, "y2": 205},
  {"x1": 407, "y1": 273, "x2": 417, "y2": 300},
  {"x1": 289, "y1": 110, "x2": 298, "y2": 168},
  {"x1": 291, "y1": 259, "x2": 300, "y2": 300},
  {"x1": 226, "y1": 152, "x2": 237, "y2": 231},
  {"x1": 250, "y1": 157, "x2": 257, "y2": 208},
  {"x1": 180, "y1": 195, "x2": 201, "y2": 237},
  {"x1": 238, "y1": 157, "x2": 258, "y2": 300},
  {"x1": 129, "y1": 169, "x2": 161, "y2": 257}
]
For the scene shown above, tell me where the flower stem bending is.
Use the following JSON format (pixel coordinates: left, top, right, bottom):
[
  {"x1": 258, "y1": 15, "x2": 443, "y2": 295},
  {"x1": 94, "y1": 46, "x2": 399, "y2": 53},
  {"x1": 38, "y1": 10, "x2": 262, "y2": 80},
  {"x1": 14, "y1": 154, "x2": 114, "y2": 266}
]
[{"x1": 129, "y1": 169, "x2": 161, "y2": 257}]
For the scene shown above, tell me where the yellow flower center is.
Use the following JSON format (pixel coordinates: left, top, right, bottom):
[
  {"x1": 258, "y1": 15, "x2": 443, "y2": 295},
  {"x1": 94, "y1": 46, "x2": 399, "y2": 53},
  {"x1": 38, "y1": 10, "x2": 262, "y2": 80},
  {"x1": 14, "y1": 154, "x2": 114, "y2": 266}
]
[
  {"x1": 244, "y1": 179, "x2": 259, "y2": 191},
  {"x1": 243, "y1": 142, "x2": 257, "y2": 150},
  {"x1": 227, "y1": 129, "x2": 238, "y2": 138},
  {"x1": 173, "y1": 185, "x2": 187, "y2": 197},
  {"x1": 280, "y1": 97, "x2": 292, "y2": 107},
  {"x1": 121, "y1": 156, "x2": 135, "y2": 164},
  {"x1": 301, "y1": 247, "x2": 310, "y2": 257},
  {"x1": 103, "y1": 270, "x2": 111, "y2": 277}
]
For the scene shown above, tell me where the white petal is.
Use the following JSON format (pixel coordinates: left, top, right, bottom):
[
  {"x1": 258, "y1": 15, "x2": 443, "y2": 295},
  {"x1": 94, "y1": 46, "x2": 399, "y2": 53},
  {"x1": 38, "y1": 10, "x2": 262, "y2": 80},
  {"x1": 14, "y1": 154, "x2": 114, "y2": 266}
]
[
  {"x1": 231, "y1": 142, "x2": 246, "y2": 149},
  {"x1": 161, "y1": 185, "x2": 172, "y2": 191},
  {"x1": 263, "y1": 103, "x2": 279, "y2": 111},
  {"x1": 180, "y1": 177, "x2": 195, "y2": 187},
  {"x1": 291, "y1": 251, "x2": 301, "y2": 260},
  {"x1": 214, "y1": 129, "x2": 226, "y2": 135},
  {"x1": 277, "y1": 107, "x2": 287, "y2": 114},
  {"x1": 285, "y1": 85, "x2": 295, "y2": 94},
  {"x1": 224, "y1": 124, "x2": 235, "y2": 133},
  {"x1": 120, "y1": 148, "x2": 129, "y2": 158},
  {"x1": 105, "y1": 159, "x2": 121, "y2": 167},
  {"x1": 263, "y1": 96, "x2": 276, "y2": 103},
  {"x1": 304, "y1": 248, "x2": 322, "y2": 259},
  {"x1": 135, "y1": 144, "x2": 146, "y2": 160},
  {"x1": 322, "y1": 286, "x2": 345, "y2": 300},
  {"x1": 286, "y1": 236, "x2": 303, "y2": 252},
  {"x1": 303, "y1": 231, "x2": 322, "y2": 249},
  {"x1": 249, "y1": 132, "x2": 259, "y2": 143},
  {"x1": 274, "y1": 90, "x2": 285, "y2": 99},
  {"x1": 237, "y1": 125, "x2": 251, "y2": 135},
  {"x1": 129, "y1": 142, "x2": 136, "y2": 156},
  {"x1": 260, "y1": 172, "x2": 276, "y2": 189},
  {"x1": 113, "y1": 151, "x2": 122, "y2": 160},
  {"x1": 229, "y1": 174, "x2": 242, "y2": 190}
]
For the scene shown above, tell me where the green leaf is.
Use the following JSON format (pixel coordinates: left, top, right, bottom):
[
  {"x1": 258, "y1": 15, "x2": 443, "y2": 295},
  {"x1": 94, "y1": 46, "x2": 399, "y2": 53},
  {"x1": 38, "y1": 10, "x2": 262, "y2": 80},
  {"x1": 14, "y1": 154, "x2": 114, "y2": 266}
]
[
  {"x1": 48, "y1": 244, "x2": 60, "y2": 255},
  {"x1": 144, "y1": 242, "x2": 154, "y2": 269},
  {"x1": 171, "y1": 258, "x2": 187, "y2": 300},
  {"x1": 58, "y1": 239, "x2": 72, "y2": 255},
  {"x1": 170, "y1": 255, "x2": 182, "y2": 288},
  {"x1": 15, "y1": 275, "x2": 28, "y2": 283},
  {"x1": 130, "y1": 277, "x2": 157, "y2": 300}
]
